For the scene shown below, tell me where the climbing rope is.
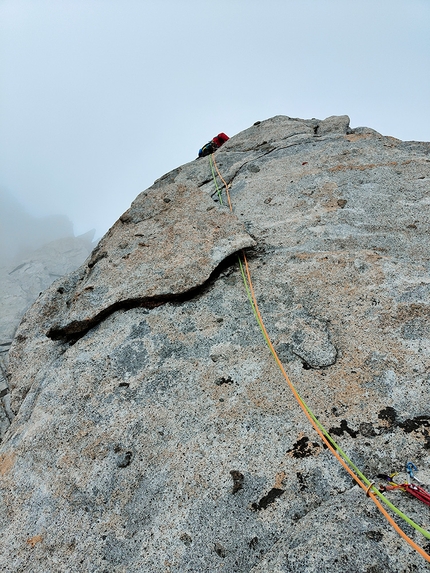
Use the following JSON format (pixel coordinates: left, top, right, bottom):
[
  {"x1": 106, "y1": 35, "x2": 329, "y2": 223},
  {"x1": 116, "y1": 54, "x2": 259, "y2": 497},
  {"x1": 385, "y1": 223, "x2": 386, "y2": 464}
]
[{"x1": 209, "y1": 152, "x2": 430, "y2": 563}]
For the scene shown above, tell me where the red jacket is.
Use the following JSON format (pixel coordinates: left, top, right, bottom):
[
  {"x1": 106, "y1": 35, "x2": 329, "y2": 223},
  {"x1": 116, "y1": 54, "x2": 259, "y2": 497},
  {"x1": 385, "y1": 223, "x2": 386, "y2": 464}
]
[{"x1": 212, "y1": 133, "x2": 229, "y2": 148}]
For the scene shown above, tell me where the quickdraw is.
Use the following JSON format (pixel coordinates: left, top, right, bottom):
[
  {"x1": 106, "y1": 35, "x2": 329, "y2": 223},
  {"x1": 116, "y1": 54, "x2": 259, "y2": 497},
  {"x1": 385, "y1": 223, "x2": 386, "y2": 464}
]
[
  {"x1": 209, "y1": 152, "x2": 430, "y2": 563},
  {"x1": 379, "y1": 463, "x2": 430, "y2": 507},
  {"x1": 383, "y1": 483, "x2": 430, "y2": 507}
]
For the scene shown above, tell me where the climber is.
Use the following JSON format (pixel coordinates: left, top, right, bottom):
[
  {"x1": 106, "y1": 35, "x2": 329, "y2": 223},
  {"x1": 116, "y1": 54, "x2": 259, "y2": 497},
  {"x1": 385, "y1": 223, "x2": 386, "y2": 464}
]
[{"x1": 198, "y1": 133, "x2": 229, "y2": 158}]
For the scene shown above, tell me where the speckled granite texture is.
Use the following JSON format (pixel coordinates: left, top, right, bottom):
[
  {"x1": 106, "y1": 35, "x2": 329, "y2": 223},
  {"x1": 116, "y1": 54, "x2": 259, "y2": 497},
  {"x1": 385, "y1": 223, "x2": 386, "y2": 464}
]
[{"x1": 1, "y1": 115, "x2": 430, "y2": 572}]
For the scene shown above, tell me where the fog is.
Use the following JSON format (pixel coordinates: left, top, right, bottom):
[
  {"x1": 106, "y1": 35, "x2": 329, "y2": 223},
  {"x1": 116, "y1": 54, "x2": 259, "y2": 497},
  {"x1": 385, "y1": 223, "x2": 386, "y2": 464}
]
[
  {"x1": 1, "y1": 0, "x2": 429, "y2": 255},
  {"x1": 0, "y1": 188, "x2": 79, "y2": 265}
]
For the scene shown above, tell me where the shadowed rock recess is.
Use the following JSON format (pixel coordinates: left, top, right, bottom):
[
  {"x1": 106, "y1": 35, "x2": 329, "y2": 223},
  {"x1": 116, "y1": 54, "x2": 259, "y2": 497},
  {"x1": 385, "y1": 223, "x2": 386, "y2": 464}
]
[{"x1": 1, "y1": 115, "x2": 430, "y2": 572}]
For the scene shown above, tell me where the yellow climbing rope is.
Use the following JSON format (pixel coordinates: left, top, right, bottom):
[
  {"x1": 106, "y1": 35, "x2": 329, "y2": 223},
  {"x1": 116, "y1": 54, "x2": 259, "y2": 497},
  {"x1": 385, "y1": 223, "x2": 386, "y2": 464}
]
[{"x1": 209, "y1": 152, "x2": 430, "y2": 563}]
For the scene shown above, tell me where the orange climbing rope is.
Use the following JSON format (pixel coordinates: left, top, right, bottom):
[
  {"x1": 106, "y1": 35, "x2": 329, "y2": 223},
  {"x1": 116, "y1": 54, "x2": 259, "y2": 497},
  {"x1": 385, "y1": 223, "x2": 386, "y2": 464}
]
[{"x1": 210, "y1": 152, "x2": 430, "y2": 563}]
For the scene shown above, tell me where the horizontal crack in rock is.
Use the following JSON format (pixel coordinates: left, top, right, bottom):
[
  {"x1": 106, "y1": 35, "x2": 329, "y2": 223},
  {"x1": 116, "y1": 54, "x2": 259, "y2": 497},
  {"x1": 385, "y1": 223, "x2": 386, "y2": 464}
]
[{"x1": 46, "y1": 252, "x2": 247, "y2": 342}]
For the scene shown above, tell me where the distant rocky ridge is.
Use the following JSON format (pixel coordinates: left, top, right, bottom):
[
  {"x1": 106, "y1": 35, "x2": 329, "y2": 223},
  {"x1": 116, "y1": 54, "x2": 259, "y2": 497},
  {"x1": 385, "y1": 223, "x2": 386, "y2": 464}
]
[
  {"x1": 0, "y1": 188, "x2": 79, "y2": 263},
  {"x1": 1, "y1": 115, "x2": 430, "y2": 572}
]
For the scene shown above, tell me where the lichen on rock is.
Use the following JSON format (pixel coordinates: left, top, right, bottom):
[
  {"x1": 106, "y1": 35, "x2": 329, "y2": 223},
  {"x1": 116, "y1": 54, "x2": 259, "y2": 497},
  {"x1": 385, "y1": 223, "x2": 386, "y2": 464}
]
[{"x1": 1, "y1": 115, "x2": 430, "y2": 572}]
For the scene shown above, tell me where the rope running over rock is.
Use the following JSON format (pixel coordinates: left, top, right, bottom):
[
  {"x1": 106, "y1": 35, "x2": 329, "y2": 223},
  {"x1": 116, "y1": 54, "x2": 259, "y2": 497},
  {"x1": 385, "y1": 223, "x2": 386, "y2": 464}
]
[{"x1": 209, "y1": 152, "x2": 430, "y2": 563}]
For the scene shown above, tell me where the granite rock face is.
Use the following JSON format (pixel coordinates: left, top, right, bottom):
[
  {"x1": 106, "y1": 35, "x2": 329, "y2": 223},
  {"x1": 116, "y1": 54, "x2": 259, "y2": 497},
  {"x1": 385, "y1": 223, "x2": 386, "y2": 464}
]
[
  {"x1": 0, "y1": 233, "x2": 94, "y2": 439},
  {"x1": 47, "y1": 182, "x2": 255, "y2": 338},
  {"x1": 1, "y1": 115, "x2": 430, "y2": 572}
]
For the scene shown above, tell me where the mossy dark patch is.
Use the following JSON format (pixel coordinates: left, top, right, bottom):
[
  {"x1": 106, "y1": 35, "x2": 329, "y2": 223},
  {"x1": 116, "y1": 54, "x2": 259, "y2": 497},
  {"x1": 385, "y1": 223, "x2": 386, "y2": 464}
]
[
  {"x1": 378, "y1": 407, "x2": 397, "y2": 426},
  {"x1": 329, "y1": 419, "x2": 358, "y2": 438},
  {"x1": 287, "y1": 436, "x2": 321, "y2": 458},
  {"x1": 251, "y1": 488, "x2": 284, "y2": 511},
  {"x1": 216, "y1": 376, "x2": 234, "y2": 386},
  {"x1": 296, "y1": 472, "x2": 307, "y2": 491},
  {"x1": 230, "y1": 470, "x2": 244, "y2": 494}
]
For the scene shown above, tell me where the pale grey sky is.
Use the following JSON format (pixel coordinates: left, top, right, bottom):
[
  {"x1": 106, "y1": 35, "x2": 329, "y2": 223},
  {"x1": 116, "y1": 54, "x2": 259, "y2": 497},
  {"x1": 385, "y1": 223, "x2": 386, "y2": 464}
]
[{"x1": 1, "y1": 0, "x2": 429, "y2": 243}]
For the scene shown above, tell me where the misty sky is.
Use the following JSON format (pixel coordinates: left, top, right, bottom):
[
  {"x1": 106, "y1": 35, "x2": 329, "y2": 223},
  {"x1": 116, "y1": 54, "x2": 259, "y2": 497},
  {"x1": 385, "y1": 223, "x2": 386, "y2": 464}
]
[{"x1": 1, "y1": 0, "x2": 429, "y2": 244}]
